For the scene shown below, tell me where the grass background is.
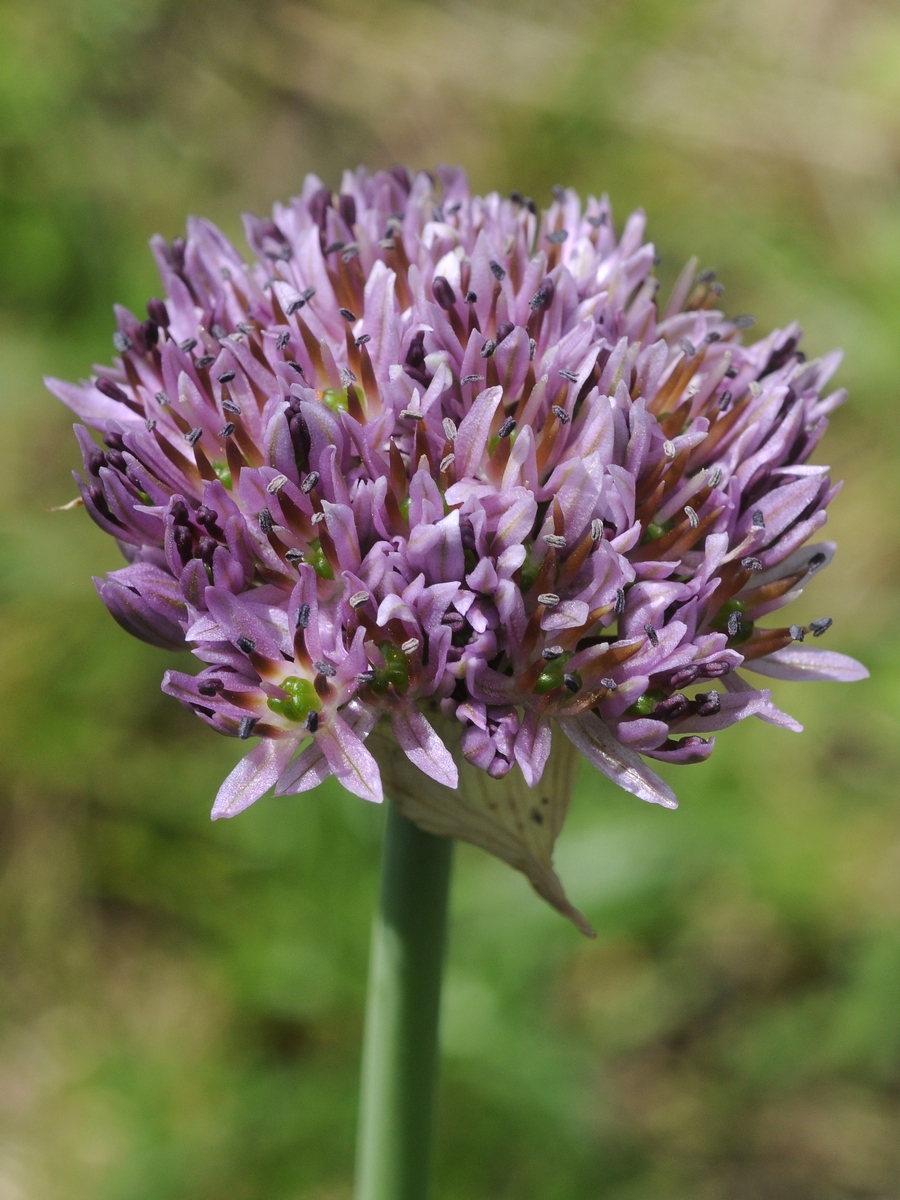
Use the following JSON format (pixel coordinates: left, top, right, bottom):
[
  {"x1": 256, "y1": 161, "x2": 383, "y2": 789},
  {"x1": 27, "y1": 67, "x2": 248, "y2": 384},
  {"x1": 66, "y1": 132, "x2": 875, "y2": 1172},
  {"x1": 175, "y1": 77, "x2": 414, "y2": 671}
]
[{"x1": 1, "y1": 1, "x2": 899, "y2": 1196}]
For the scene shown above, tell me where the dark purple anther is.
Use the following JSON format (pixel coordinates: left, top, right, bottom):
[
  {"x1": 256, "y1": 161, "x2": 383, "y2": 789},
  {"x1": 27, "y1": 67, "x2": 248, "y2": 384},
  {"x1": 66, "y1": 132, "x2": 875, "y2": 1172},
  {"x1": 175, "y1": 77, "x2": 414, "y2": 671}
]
[
  {"x1": 147, "y1": 297, "x2": 169, "y2": 326},
  {"x1": 338, "y1": 194, "x2": 357, "y2": 229},
  {"x1": 432, "y1": 276, "x2": 457, "y2": 310}
]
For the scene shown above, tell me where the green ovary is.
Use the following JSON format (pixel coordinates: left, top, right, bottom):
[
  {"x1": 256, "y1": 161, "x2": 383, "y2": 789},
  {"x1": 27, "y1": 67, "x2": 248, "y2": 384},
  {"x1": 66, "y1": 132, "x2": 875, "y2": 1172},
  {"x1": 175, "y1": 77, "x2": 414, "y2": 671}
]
[
  {"x1": 212, "y1": 461, "x2": 233, "y2": 489},
  {"x1": 308, "y1": 538, "x2": 335, "y2": 580},
  {"x1": 369, "y1": 642, "x2": 410, "y2": 696},
  {"x1": 321, "y1": 388, "x2": 349, "y2": 413},
  {"x1": 534, "y1": 652, "x2": 572, "y2": 694},
  {"x1": 267, "y1": 676, "x2": 321, "y2": 723},
  {"x1": 626, "y1": 688, "x2": 667, "y2": 717}
]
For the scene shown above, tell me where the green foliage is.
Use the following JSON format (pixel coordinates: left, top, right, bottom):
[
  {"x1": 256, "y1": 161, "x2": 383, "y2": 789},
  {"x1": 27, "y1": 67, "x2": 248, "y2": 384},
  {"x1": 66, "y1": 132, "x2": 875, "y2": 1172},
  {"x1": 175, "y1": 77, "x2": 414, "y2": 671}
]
[{"x1": 1, "y1": 1, "x2": 899, "y2": 1196}]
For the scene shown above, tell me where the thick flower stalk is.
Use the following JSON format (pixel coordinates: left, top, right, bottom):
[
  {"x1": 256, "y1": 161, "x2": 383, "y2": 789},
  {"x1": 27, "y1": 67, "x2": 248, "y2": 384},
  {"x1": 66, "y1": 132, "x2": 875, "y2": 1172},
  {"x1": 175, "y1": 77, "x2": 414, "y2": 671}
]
[{"x1": 47, "y1": 166, "x2": 866, "y2": 930}]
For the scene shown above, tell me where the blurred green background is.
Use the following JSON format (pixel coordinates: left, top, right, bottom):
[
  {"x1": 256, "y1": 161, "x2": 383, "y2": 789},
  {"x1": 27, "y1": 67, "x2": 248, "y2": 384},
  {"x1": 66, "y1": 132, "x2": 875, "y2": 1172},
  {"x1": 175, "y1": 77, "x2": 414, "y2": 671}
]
[{"x1": 1, "y1": 1, "x2": 899, "y2": 1196}]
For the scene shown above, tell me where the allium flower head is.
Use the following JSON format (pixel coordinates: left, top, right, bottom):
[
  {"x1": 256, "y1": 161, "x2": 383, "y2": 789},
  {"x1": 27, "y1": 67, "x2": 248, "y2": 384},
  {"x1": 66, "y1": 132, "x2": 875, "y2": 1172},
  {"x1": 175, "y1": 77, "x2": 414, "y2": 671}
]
[{"x1": 47, "y1": 166, "x2": 867, "y2": 931}]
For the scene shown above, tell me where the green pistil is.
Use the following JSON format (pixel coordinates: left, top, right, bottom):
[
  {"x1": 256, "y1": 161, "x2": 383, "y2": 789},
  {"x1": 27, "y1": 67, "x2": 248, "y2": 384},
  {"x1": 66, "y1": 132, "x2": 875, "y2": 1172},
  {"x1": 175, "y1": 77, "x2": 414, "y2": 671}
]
[
  {"x1": 625, "y1": 688, "x2": 667, "y2": 717},
  {"x1": 267, "y1": 676, "x2": 321, "y2": 723},
  {"x1": 369, "y1": 642, "x2": 410, "y2": 696},
  {"x1": 400, "y1": 496, "x2": 411, "y2": 522},
  {"x1": 309, "y1": 537, "x2": 334, "y2": 581},
  {"x1": 212, "y1": 460, "x2": 233, "y2": 489},
  {"x1": 642, "y1": 518, "x2": 675, "y2": 544},
  {"x1": 534, "y1": 651, "x2": 572, "y2": 694},
  {"x1": 321, "y1": 387, "x2": 349, "y2": 413}
]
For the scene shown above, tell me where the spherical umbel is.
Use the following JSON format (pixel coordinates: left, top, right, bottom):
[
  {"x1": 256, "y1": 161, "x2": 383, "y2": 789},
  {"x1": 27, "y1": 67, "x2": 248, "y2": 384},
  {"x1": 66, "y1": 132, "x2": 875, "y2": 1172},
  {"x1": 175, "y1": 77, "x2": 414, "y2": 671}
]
[{"x1": 46, "y1": 166, "x2": 867, "y2": 931}]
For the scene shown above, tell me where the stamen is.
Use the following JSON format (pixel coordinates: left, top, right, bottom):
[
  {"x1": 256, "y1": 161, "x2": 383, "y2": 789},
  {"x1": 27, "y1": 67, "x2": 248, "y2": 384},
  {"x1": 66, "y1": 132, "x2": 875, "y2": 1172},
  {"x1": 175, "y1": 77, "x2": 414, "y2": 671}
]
[
  {"x1": 179, "y1": 338, "x2": 197, "y2": 353},
  {"x1": 355, "y1": 334, "x2": 372, "y2": 346},
  {"x1": 315, "y1": 660, "x2": 337, "y2": 677},
  {"x1": 285, "y1": 549, "x2": 304, "y2": 563},
  {"x1": 276, "y1": 332, "x2": 290, "y2": 351},
  {"x1": 789, "y1": 625, "x2": 805, "y2": 642},
  {"x1": 529, "y1": 281, "x2": 554, "y2": 311},
  {"x1": 679, "y1": 338, "x2": 696, "y2": 357},
  {"x1": 529, "y1": 338, "x2": 536, "y2": 360},
  {"x1": 727, "y1": 611, "x2": 743, "y2": 638},
  {"x1": 809, "y1": 617, "x2": 833, "y2": 637},
  {"x1": 684, "y1": 505, "x2": 699, "y2": 528},
  {"x1": 155, "y1": 391, "x2": 170, "y2": 405},
  {"x1": 734, "y1": 315, "x2": 755, "y2": 329},
  {"x1": 258, "y1": 508, "x2": 274, "y2": 534},
  {"x1": 558, "y1": 369, "x2": 578, "y2": 382},
  {"x1": 480, "y1": 339, "x2": 497, "y2": 358},
  {"x1": 591, "y1": 518, "x2": 603, "y2": 541},
  {"x1": 563, "y1": 673, "x2": 580, "y2": 693},
  {"x1": 542, "y1": 646, "x2": 564, "y2": 660},
  {"x1": 186, "y1": 427, "x2": 203, "y2": 447},
  {"x1": 543, "y1": 534, "x2": 566, "y2": 549},
  {"x1": 238, "y1": 716, "x2": 257, "y2": 740},
  {"x1": 741, "y1": 557, "x2": 763, "y2": 571},
  {"x1": 465, "y1": 291, "x2": 477, "y2": 303},
  {"x1": 287, "y1": 298, "x2": 306, "y2": 315},
  {"x1": 267, "y1": 474, "x2": 288, "y2": 494},
  {"x1": 113, "y1": 332, "x2": 132, "y2": 353},
  {"x1": 547, "y1": 230, "x2": 568, "y2": 245},
  {"x1": 808, "y1": 552, "x2": 827, "y2": 570},
  {"x1": 217, "y1": 370, "x2": 236, "y2": 383},
  {"x1": 356, "y1": 669, "x2": 377, "y2": 684},
  {"x1": 219, "y1": 423, "x2": 236, "y2": 438},
  {"x1": 400, "y1": 408, "x2": 424, "y2": 420},
  {"x1": 305, "y1": 711, "x2": 319, "y2": 732},
  {"x1": 237, "y1": 636, "x2": 256, "y2": 654},
  {"x1": 339, "y1": 308, "x2": 357, "y2": 322},
  {"x1": 600, "y1": 677, "x2": 617, "y2": 690},
  {"x1": 489, "y1": 260, "x2": 506, "y2": 281},
  {"x1": 461, "y1": 375, "x2": 483, "y2": 386},
  {"x1": 644, "y1": 624, "x2": 659, "y2": 647},
  {"x1": 301, "y1": 471, "x2": 320, "y2": 494},
  {"x1": 498, "y1": 417, "x2": 516, "y2": 438},
  {"x1": 718, "y1": 390, "x2": 733, "y2": 411},
  {"x1": 288, "y1": 361, "x2": 305, "y2": 374},
  {"x1": 401, "y1": 638, "x2": 420, "y2": 654},
  {"x1": 198, "y1": 679, "x2": 224, "y2": 697},
  {"x1": 222, "y1": 399, "x2": 242, "y2": 415},
  {"x1": 432, "y1": 276, "x2": 456, "y2": 309},
  {"x1": 349, "y1": 591, "x2": 370, "y2": 608},
  {"x1": 196, "y1": 355, "x2": 215, "y2": 368},
  {"x1": 696, "y1": 691, "x2": 721, "y2": 716},
  {"x1": 615, "y1": 588, "x2": 626, "y2": 616},
  {"x1": 442, "y1": 417, "x2": 457, "y2": 441},
  {"x1": 440, "y1": 453, "x2": 455, "y2": 472},
  {"x1": 537, "y1": 593, "x2": 560, "y2": 607},
  {"x1": 296, "y1": 604, "x2": 310, "y2": 628},
  {"x1": 663, "y1": 440, "x2": 676, "y2": 459},
  {"x1": 752, "y1": 510, "x2": 765, "y2": 528},
  {"x1": 551, "y1": 405, "x2": 569, "y2": 424}
]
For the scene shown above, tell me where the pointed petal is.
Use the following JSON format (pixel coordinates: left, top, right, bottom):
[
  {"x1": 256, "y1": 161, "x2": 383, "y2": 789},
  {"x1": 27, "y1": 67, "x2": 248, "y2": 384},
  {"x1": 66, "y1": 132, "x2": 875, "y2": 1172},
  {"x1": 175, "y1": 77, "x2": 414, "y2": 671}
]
[
  {"x1": 562, "y1": 713, "x2": 678, "y2": 809},
  {"x1": 391, "y1": 707, "x2": 459, "y2": 788},
  {"x1": 319, "y1": 714, "x2": 383, "y2": 803},
  {"x1": 212, "y1": 738, "x2": 297, "y2": 819},
  {"x1": 746, "y1": 646, "x2": 869, "y2": 683}
]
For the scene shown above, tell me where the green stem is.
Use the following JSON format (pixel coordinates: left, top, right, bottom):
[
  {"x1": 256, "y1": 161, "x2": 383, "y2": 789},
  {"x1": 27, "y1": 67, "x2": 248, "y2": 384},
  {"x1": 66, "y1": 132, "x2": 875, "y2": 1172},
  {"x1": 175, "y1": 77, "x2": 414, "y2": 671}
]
[{"x1": 354, "y1": 803, "x2": 453, "y2": 1200}]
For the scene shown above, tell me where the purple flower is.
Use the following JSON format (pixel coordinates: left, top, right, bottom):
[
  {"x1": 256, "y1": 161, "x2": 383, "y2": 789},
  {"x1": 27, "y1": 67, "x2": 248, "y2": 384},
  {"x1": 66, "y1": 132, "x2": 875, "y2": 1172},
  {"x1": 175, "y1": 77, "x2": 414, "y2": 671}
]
[{"x1": 46, "y1": 166, "x2": 867, "y2": 931}]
